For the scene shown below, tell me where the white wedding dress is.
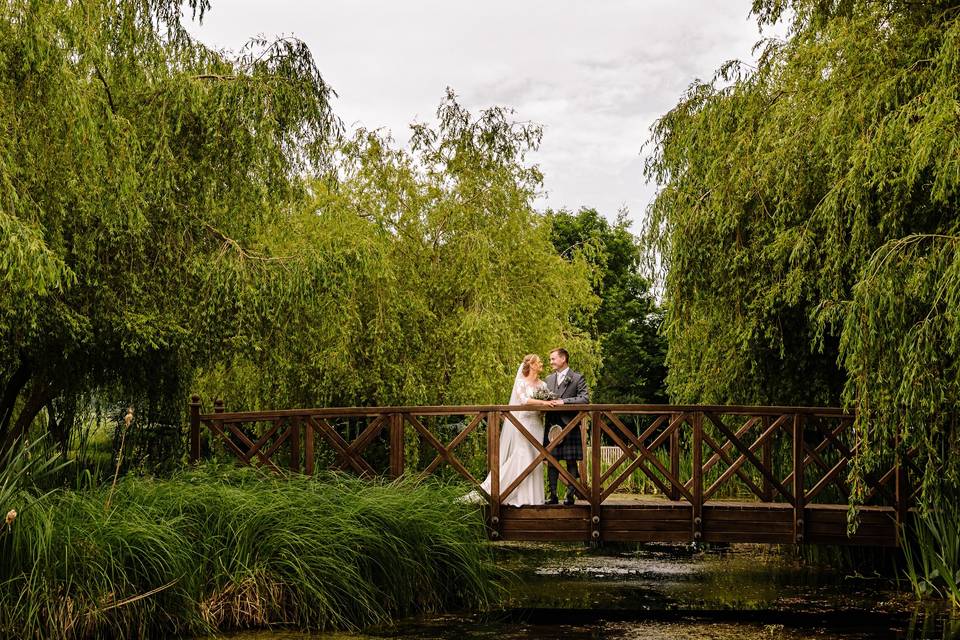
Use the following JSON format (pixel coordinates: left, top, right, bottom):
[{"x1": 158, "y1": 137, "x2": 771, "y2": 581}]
[{"x1": 477, "y1": 369, "x2": 546, "y2": 507}]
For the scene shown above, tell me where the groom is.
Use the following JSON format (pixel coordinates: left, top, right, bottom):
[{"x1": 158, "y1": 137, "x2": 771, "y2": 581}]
[{"x1": 543, "y1": 348, "x2": 590, "y2": 506}]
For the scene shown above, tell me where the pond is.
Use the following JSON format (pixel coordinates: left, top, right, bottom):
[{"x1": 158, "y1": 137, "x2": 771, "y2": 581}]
[{"x1": 209, "y1": 542, "x2": 960, "y2": 640}]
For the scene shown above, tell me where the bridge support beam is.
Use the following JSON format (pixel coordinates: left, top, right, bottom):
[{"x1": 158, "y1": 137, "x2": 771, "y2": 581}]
[
  {"x1": 488, "y1": 411, "x2": 501, "y2": 540},
  {"x1": 691, "y1": 412, "x2": 703, "y2": 543},
  {"x1": 389, "y1": 413, "x2": 404, "y2": 478},
  {"x1": 591, "y1": 411, "x2": 602, "y2": 543},
  {"x1": 793, "y1": 414, "x2": 805, "y2": 544}
]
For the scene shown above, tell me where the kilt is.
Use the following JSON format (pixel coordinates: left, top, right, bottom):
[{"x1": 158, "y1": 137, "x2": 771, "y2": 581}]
[{"x1": 544, "y1": 413, "x2": 584, "y2": 461}]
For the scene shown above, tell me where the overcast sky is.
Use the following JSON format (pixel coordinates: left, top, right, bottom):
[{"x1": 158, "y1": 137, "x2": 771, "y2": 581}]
[{"x1": 187, "y1": 1, "x2": 784, "y2": 230}]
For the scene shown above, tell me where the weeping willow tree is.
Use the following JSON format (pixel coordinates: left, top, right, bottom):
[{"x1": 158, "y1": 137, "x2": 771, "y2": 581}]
[
  {"x1": 198, "y1": 91, "x2": 600, "y2": 410},
  {"x1": 0, "y1": 0, "x2": 339, "y2": 454},
  {"x1": 645, "y1": 0, "x2": 960, "y2": 502}
]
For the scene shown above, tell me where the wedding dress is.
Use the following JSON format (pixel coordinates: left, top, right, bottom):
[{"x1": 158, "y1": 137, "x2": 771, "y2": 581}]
[{"x1": 476, "y1": 365, "x2": 546, "y2": 507}]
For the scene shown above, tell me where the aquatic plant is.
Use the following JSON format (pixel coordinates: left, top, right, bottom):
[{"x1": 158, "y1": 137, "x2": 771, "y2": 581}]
[
  {"x1": 902, "y1": 500, "x2": 960, "y2": 608},
  {"x1": 0, "y1": 464, "x2": 498, "y2": 639}
]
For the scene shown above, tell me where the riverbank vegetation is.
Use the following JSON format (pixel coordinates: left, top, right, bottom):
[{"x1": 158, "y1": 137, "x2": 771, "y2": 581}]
[
  {"x1": 645, "y1": 0, "x2": 959, "y2": 601},
  {"x1": 0, "y1": 455, "x2": 497, "y2": 640}
]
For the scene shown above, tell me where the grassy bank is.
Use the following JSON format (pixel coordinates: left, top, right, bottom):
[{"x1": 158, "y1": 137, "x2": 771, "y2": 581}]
[{"x1": 0, "y1": 465, "x2": 498, "y2": 639}]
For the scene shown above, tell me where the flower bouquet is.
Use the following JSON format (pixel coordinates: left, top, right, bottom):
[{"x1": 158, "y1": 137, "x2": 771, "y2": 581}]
[{"x1": 531, "y1": 388, "x2": 556, "y2": 401}]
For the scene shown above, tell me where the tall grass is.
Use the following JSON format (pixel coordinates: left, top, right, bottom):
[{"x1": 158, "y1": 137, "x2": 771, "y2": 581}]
[
  {"x1": 902, "y1": 500, "x2": 960, "y2": 607},
  {"x1": 0, "y1": 464, "x2": 499, "y2": 639}
]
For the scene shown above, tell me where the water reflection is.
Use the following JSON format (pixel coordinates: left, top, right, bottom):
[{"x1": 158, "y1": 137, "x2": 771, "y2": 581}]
[{"x1": 208, "y1": 542, "x2": 960, "y2": 640}]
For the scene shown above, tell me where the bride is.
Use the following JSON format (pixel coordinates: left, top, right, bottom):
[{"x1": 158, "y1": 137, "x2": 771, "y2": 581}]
[{"x1": 477, "y1": 354, "x2": 554, "y2": 506}]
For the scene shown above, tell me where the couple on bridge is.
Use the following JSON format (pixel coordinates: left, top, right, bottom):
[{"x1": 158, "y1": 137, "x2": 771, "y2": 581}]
[{"x1": 478, "y1": 348, "x2": 590, "y2": 506}]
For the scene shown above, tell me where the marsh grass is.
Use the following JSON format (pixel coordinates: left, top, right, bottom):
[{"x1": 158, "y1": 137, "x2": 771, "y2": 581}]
[
  {"x1": 902, "y1": 501, "x2": 960, "y2": 607},
  {"x1": 0, "y1": 464, "x2": 499, "y2": 639}
]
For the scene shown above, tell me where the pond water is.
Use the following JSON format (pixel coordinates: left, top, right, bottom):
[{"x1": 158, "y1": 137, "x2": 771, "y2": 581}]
[{"x1": 210, "y1": 542, "x2": 960, "y2": 640}]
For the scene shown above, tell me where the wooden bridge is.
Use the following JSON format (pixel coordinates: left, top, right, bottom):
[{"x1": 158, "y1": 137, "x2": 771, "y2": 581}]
[{"x1": 189, "y1": 399, "x2": 917, "y2": 547}]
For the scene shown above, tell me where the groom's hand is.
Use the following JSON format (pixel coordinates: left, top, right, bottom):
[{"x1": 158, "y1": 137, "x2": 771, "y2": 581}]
[{"x1": 548, "y1": 399, "x2": 564, "y2": 407}]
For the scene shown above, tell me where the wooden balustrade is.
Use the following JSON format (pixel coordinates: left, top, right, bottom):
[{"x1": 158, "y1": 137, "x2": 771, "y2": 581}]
[{"x1": 188, "y1": 398, "x2": 913, "y2": 547}]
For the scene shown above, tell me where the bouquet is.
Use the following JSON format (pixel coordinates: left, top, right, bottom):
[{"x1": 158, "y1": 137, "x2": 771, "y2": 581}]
[{"x1": 531, "y1": 387, "x2": 556, "y2": 401}]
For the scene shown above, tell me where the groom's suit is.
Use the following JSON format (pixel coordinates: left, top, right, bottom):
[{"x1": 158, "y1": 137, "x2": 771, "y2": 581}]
[{"x1": 544, "y1": 368, "x2": 590, "y2": 502}]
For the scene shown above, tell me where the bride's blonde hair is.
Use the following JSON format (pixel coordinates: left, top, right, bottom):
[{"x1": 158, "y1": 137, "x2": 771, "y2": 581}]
[{"x1": 521, "y1": 353, "x2": 541, "y2": 376}]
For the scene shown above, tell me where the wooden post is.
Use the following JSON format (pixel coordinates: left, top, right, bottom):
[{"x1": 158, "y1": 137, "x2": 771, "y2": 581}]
[
  {"x1": 692, "y1": 412, "x2": 703, "y2": 543},
  {"x1": 579, "y1": 418, "x2": 589, "y2": 490},
  {"x1": 669, "y1": 414, "x2": 680, "y2": 501},
  {"x1": 895, "y1": 429, "x2": 909, "y2": 546},
  {"x1": 488, "y1": 411, "x2": 501, "y2": 540},
  {"x1": 189, "y1": 395, "x2": 201, "y2": 464},
  {"x1": 762, "y1": 415, "x2": 773, "y2": 502},
  {"x1": 792, "y1": 414, "x2": 805, "y2": 544},
  {"x1": 591, "y1": 411, "x2": 602, "y2": 543},
  {"x1": 289, "y1": 416, "x2": 301, "y2": 473},
  {"x1": 389, "y1": 413, "x2": 405, "y2": 478},
  {"x1": 304, "y1": 415, "x2": 314, "y2": 476}
]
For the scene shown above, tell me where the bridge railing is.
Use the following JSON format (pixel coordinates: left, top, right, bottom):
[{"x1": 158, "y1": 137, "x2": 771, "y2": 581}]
[{"x1": 188, "y1": 399, "x2": 916, "y2": 543}]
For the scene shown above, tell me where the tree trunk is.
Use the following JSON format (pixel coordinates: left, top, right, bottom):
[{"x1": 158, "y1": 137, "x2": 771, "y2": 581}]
[
  {"x1": 0, "y1": 361, "x2": 31, "y2": 444},
  {"x1": 1, "y1": 378, "x2": 56, "y2": 458}
]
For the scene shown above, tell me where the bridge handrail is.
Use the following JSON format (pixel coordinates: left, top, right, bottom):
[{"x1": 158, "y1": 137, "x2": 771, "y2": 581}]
[
  {"x1": 197, "y1": 403, "x2": 853, "y2": 421},
  {"x1": 189, "y1": 399, "x2": 913, "y2": 544}
]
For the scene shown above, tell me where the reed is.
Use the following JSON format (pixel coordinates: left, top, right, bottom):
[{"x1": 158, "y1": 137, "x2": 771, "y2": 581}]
[
  {"x1": 901, "y1": 500, "x2": 960, "y2": 608},
  {"x1": 0, "y1": 464, "x2": 499, "y2": 639}
]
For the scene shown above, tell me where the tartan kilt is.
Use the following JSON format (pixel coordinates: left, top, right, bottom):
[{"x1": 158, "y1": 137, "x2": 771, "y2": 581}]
[{"x1": 543, "y1": 414, "x2": 584, "y2": 461}]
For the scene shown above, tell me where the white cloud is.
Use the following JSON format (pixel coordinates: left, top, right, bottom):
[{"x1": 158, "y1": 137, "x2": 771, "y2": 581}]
[{"x1": 187, "y1": 0, "x2": 786, "y2": 229}]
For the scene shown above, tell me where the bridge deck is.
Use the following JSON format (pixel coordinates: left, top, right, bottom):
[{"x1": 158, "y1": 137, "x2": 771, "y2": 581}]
[{"x1": 496, "y1": 498, "x2": 897, "y2": 546}]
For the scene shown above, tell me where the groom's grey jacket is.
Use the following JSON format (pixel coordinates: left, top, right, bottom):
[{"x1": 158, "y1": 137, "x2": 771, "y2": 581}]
[{"x1": 543, "y1": 369, "x2": 590, "y2": 461}]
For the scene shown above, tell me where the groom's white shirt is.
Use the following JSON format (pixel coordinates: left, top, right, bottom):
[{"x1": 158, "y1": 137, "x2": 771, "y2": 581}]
[{"x1": 555, "y1": 367, "x2": 570, "y2": 402}]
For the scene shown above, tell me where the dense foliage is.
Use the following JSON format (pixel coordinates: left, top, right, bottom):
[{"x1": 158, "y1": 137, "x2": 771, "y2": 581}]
[
  {"x1": 645, "y1": 0, "x2": 960, "y2": 502},
  {"x1": 0, "y1": 464, "x2": 497, "y2": 639},
  {"x1": 0, "y1": 0, "x2": 599, "y2": 457},
  {"x1": 0, "y1": 0, "x2": 338, "y2": 453},
  {"x1": 196, "y1": 92, "x2": 599, "y2": 410},
  {"x1": 549, "y1": 208, "x2": 667, "y2": 403}
]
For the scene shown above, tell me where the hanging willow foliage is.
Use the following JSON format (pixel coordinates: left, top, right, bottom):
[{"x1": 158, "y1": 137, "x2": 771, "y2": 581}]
[
  {"x1": 0, "y1": 0, "x2": 339, "y2": 452},
  {"x1": 645, "y1": 0, "x2": 960, "y2": 503},
  {"x1": 196, "y1": 91, "x2": 600, "y2": 410}
]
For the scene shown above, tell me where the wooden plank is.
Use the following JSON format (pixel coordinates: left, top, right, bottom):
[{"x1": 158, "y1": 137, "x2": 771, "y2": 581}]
[
  {"x1": 600, "y1": 414, "x2": 691, "y2": 502},
  {"x1": 591, "y1": 411, "x2": 602, "y2": 541},
  {"x1": 405, "y1": 413, "x2": 480, "y2": 486},
  {"x1": 703, "y1": 510, "x2": 792, "y2": 523},
  {"x1": 499, "y1": 530, "x2": 591, "y2": 542},
  {"x1": 504, "y1": 506, "x2": 591, "y2": 519},
  {"x1": 289, "y1": 416, "x2": 301, "y2": 473},
  {"x1": 704, "y1": 411, "x2": 796, "y2": 507},
  {"x1": 704, "y1": 522, "x2": 794, "y2": 534},
  {"x1": 202, "y1": 404, "x2": 852, "y2": 423},
  {"x1": 761, "y1": 416, "x2": 773, "y2": 501},
  {"x1": 602, "y1": 520, "x2": 696, "y2": 533},
  {"x1": 698, "y1": 416, "x2": 766, "y2": 483},
  {"x1": 420, "y1": 413, "x2": 484, "y2": 476},
  {"x1": 702, "y1": 429, "x2": 767, "y2": 501},
  {"x1": 309, "y1": 417, "x2": 374, "y2": 476},
  {"x1": 793, "y1": 414, "x2": 805, "y2": 543},
  {"x1": 670, "y1": 421, "x2": 681, "y2": 501},
  {"x1": 304, "y1": 418, "x2": 314, "y2": 476},
  {"x1": 601, "y1": 509, "x2": 690, "y2": 522},
  {"x1": 692, "y1": 412, "x2": 703, "y2": 541},
  {"x1": 489, "y1": 411, "x2": 501, "y2": 539},
  {"x1": 389, "y1": 413, "x2": 404, "y2": 478},
  {"x1": 501, "y1": 411, "x2": 589, "y2": 499},
  {"x1": 604, "y1": 531, "x2": 691, "y2": 543},
  {"x1": 501, "y1": 520, "x2": 590, "y2": 533}
]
